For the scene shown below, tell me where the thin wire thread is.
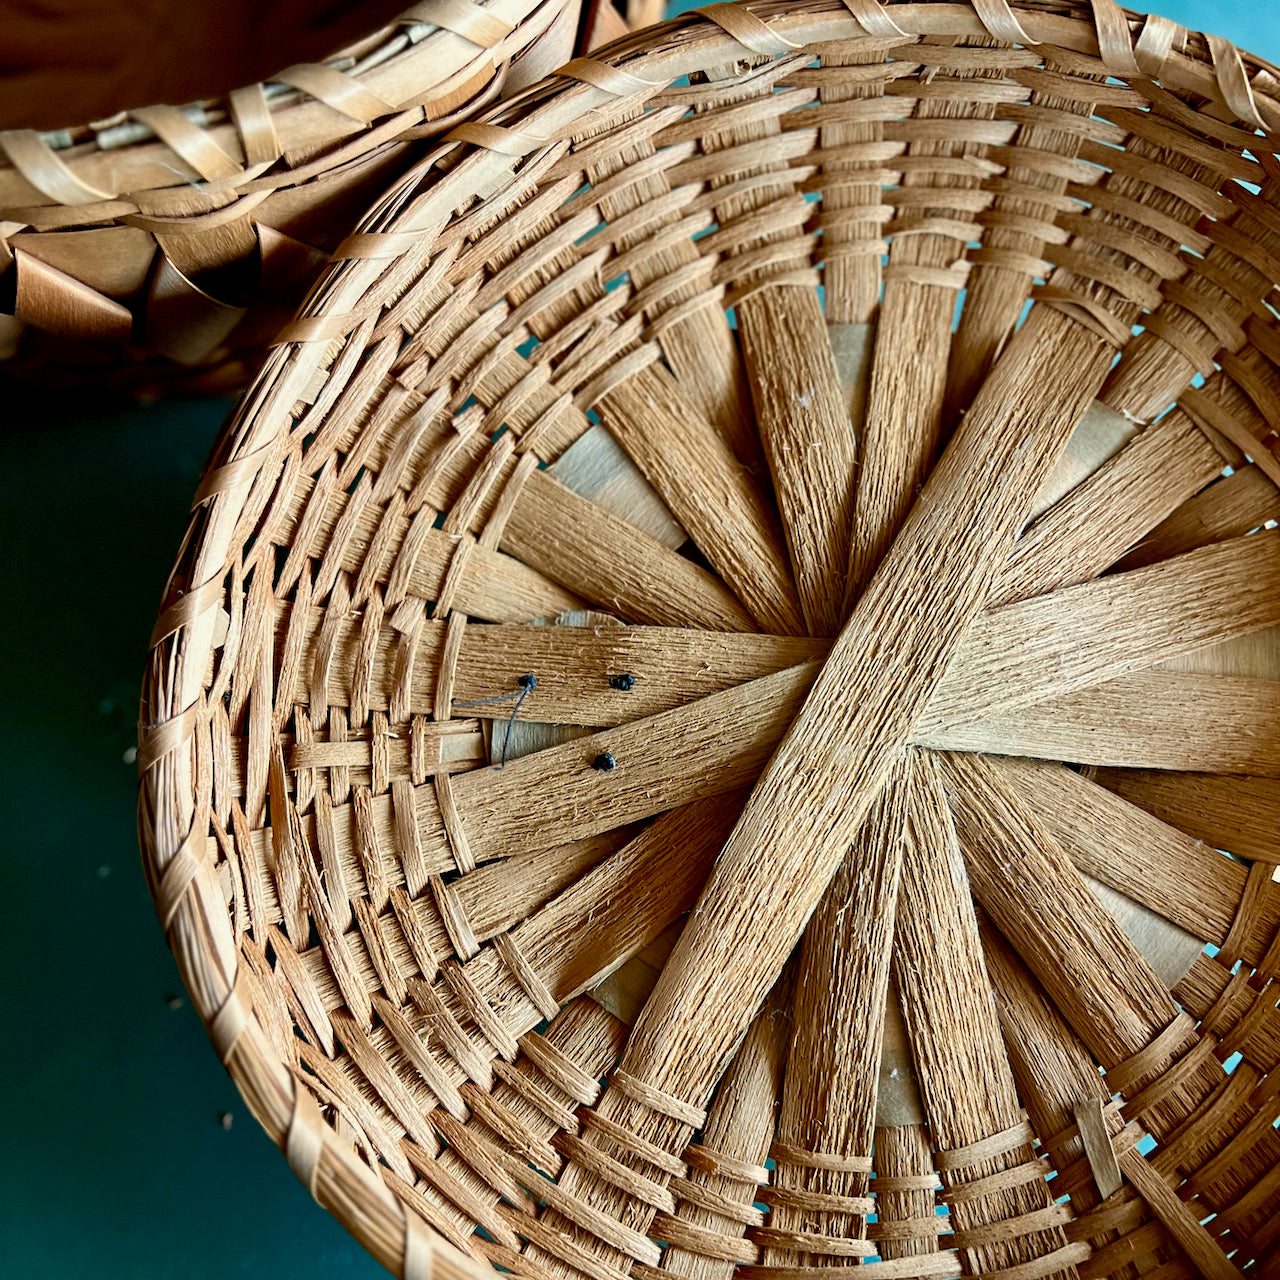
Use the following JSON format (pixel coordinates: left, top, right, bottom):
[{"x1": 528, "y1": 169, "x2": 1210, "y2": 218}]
[{"x1": 453, "y1": 673, "x2": 536, "y2": 770}]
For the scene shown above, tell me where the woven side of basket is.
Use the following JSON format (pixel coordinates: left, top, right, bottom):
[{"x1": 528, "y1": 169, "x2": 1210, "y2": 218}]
[
  {"x1": 0, "y1": 0, "x2": 581, "y2": 393},
  {"x1": 140, "y1": 4, "x2": 1280, "y2": 1279}
]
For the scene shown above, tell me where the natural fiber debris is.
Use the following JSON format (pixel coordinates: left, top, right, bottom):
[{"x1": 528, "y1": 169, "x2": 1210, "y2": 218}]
[{"x1": 140, "y1": 4, "x2": 1280, "y2": 1279}]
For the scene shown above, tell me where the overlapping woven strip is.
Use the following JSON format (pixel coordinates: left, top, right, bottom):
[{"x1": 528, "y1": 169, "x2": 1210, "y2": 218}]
[
  {"x1": 140, "y1": 3, "x2": 1280, "y2": 1279},
  {"x1": 0, "y1": 0, "x2": 580, "y2": 393}
]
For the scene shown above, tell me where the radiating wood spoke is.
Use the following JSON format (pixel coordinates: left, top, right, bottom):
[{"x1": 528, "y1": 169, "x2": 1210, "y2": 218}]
[
  {"x1": 920, "y1": 668, "x2": 1280, "y2": 774},
  {"x1": 941, "y1": 751, "x2": 1232, "y2": 1141},
  {"x1": 923, "y1": 530, "x2": 1280, "y2": 731},
  {"x1": 500, "y1": 469, "x2": 756, "y2": 630},
  {"x1": 896, "y1": 751, "x2": 1080, "y2": 1279},
  {"x1": 1090, "y1": 767, "x2": 1280, "y2": 866},
  {"x1": 983, "y1": 927, "x2": 1246, "y2": 1280},
  {"x1": 658, "y1": 975, "x2": 794, "y2": 1280},
  {"x1": 763, "y1": 764, "x2": 907, "y2": 1269},
  {"x1": 986, "y1": 757, "x2": 1279, "y2": 968},
  {"x1": 695, "y1": 64, "x2": 857, "y2": 637}
]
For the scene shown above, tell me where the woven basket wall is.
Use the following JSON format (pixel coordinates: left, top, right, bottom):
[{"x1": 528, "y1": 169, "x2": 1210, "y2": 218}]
[
  {"x1": 140, "y1": 2, "x2": 1280, "y2": 1278},
  {"x1": 0, "y1": 0, "x2": 581, "y2": 395}
]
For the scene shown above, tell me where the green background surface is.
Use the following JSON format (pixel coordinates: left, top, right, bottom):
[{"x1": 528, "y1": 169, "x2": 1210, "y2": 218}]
[{"x1": 0, "y1": 2, "x2": 1271, "y2": 1275}]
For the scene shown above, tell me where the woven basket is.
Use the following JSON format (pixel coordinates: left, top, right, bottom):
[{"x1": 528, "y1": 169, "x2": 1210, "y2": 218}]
[
  {"x1": 140, "y1": 2, "x2": 1280, "y2": 1277},
  {"x1": 0, "y1": 0, "x2": 581, "y2": 395}
]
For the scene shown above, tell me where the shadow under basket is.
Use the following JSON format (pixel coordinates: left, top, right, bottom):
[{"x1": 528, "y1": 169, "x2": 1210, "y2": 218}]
[
  {"x1": 140, "y1": 2, "x2": 1280, "y2": 1278},
  {"x1": 0, "y1": 0, "x2": 581, "y2": 397}
]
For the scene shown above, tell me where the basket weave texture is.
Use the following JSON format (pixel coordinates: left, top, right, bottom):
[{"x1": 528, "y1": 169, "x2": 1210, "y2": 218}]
[
  {"x1": 141, "y1": 3, "x2": 1280, "y2": 1278},
  {"x1": 0, "y1": 0, "x2": 579, "y2": 391}
]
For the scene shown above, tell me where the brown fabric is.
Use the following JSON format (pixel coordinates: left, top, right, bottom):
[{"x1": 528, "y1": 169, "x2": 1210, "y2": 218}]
[{"x1": 0, "y1": 0, "x2": 409, "y2": 131}]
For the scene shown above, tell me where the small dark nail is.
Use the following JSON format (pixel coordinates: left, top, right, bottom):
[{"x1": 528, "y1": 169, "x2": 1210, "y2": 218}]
[
  {"x1": 592, "y1": 752, "x2": 617, "y2": 772},
  {"x1": 608, "y1": 673, "x2": 636, "y2": 691},
  {"x1": 517, "y1": 673, "x2": 537, "y2": 690}
]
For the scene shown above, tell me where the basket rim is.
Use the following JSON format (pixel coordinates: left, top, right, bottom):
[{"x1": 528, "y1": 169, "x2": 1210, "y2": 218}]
[
  {"x1": 0, "y1": 0, "x2": 574, "y2": 216},
  {"x1": 138, "y1": 3, "x2": 1280, "y2": 1276}
]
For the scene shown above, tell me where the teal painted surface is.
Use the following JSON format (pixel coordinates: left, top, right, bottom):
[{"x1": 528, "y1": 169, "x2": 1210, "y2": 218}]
[
  {"x1": 1142, "y1": 1, "x2": 1280, "y2": 53},
  {"x1": 0, "y1": 397, "x2": 381, "y2": 1277},
  {"x1": 1, "y1": 2, "x2": 1274, "y2": 1275},
  {"x1": 665, "y1": 0, "x2": 1280, "y2": 51}
]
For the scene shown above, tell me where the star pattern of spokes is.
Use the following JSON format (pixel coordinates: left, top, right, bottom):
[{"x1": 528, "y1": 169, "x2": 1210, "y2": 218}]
[
  {"x1": 144, "y1": 22, "x2": 1280, "y2": 1280},
  {"x1": 400, "y1": 287, "x2": 1280, "y2": 1279}
]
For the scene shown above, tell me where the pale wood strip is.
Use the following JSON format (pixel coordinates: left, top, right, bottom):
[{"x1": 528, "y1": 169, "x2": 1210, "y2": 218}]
[
  {"x1": 982, "y1": 926, "x2": 1190, "y2": 1274},
  {"x1": 599, "y1": 363, "x2": 805, "y2": 636},
  {"x1": 895, "y1": 750, "x2": 1071, "y2": 1278},
  {"x1": 273, "y1": 471, "x2": 583, "y2": 624},
  {"x1": 441, "y1": 664, "x2": 814, "y2": 870},
  {"x1": 917, "y1": 669, "x2": 1280, "y2": 777},
  {"x1": 945, "y1": 54, "x2": 1102, "y2": 424},
  {"x1": 848, "y1": 47, "x2": 1006, "y2": 601},
  {"x1": 660, "y1": 975, "x2": 794, "y2": 1280},
  {"x1": 981, "y1": 757, "x2": 1249, "y2": 956},
  {"x1": 588, "y1": 924, "x2": 681, "y2": 1032},
  {"x1": 318, "y1": 797, "x2": 735, "y2": 1179},
  {"x1": 828, "y1": 321, "x2": 873, "y2": 432},
  {"x1": 874, "y1": 985, "x2": 924, "y2": 1129},
  {"x1": 447, "y1": 626, "x2": 823, "y2": 726},
  {"x1": 739, "y1": 288, "x2": 857, "y2": 637},
  {"x1": 869, "y1": 1122, "x2": 939, "y2": 1268},
  {"x1": 1116, "y1": 463, "x2": 1280, "y2": 572},
  {"x1": 1083, "y1": 874, "x2": 1206, "y2": 991},
  {"x1": 924, "y1": 531, "x2": 1280, "y2": 731},
  {"x1": 295, "y1": 833, "x2": 625, "y2": 1013},
  {"x1": 500, "y1": 468, "x2": 755, "y2": 631},
  {"x1": 945, "y1": 749, "x2": 1186, "y2": 1065},
  {"x1": 577, "y1": 105, "x2": 758, "y2": 468},
  {"x1": 1091, "y1": 767, "x2": 1280, "y2": 866},
  {"x1": 766, "y1": 764, "x2": 907, "y2": 1265},
  {"x1": 700, "y1": 56, "x2": 855, "y2": 633},
  {"x1": 1118, "y1": 1140, "x2": 1246, "y2": 1280},
  {"x1": 274, "y1": 602, "x2": 823, "y2": 724},
  {"x1": 512, "y1": 799, "x2": 749, "y2": 1280},
  {"x1": 993, "y1": 407, "x2": 1226, "y2": 605},
  {"x1": 942, "y1": 751, "x2": 1221, "y2": 1143}
]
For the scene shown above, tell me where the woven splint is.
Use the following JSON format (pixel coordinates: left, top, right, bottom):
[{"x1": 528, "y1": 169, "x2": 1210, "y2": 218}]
[
  {"x1": 0, "y1": 0, "x2": 580, "y2": 393},
  {"x1": 140, "y1": 3, "x2": 1280, "y2": 1278}
]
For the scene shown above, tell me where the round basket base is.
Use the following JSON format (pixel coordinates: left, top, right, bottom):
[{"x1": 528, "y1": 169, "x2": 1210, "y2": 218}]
[{"x1": 141, "y1": 5, "x2": 1280, "y2": 1279}]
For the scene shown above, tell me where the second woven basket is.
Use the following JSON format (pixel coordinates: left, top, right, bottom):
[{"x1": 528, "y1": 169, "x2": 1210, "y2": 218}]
[
  {"x1": 141, "y1": 2, "x2": 1280, "y2": 1278},
  {"x1": 0, "y1": 0, "x2": 583, "y2": 394}
]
